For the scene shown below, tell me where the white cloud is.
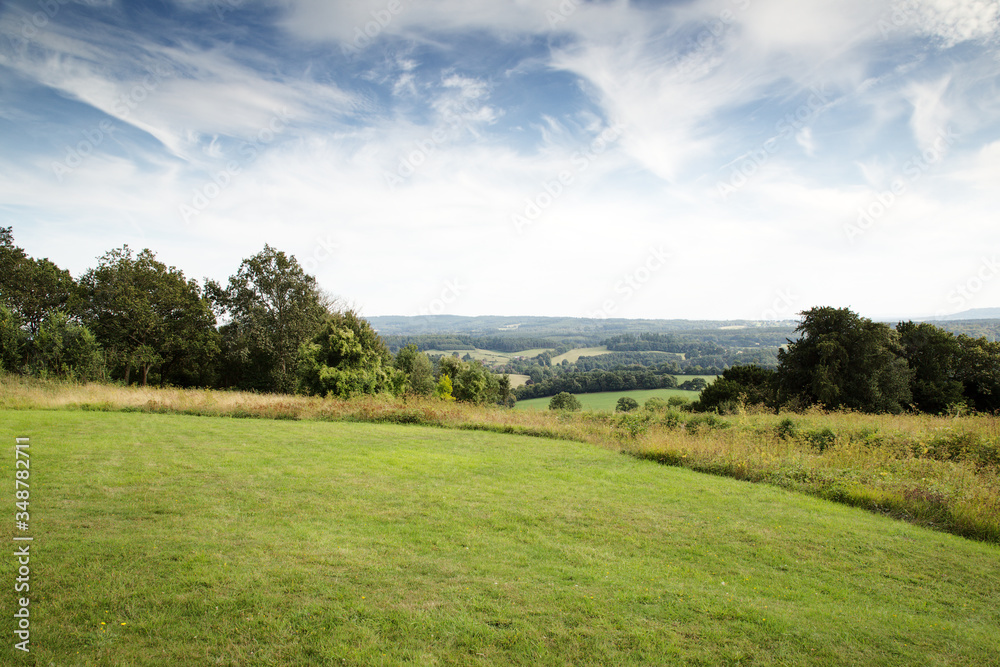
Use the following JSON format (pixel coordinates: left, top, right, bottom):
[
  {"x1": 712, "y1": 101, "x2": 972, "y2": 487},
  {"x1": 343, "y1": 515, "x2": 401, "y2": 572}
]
[{"x1": 905, "y1": 75, "x2": 953, "y2": 150}]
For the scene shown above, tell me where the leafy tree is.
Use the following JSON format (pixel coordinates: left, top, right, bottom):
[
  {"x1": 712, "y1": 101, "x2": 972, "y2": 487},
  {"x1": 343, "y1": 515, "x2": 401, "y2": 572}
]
[
  {"x1": 955, "y1": 335, "x2": 1000, "y2": 413},
  {"x1": 394, "y1": 344, "x2": 435, "y2": 395},
  {"x1": 435, "y1": 374, "x2": 455, "y2": 401},
  {"x1": 549, "y1": 392, "x2": 582, "y2": 411},
  {"x1": 208, "y1": 246, "x2": 325, "y2": 393},
  {"x1": 693, "y1": 365, "x2": 776, "y2": 413},
  {"x1": 438, "y1": 355, "x2": 462, "y2": 383},
  {"x1": 80, "y1": 246, "x2": 219, "y2": 386},
  {"x1": 0, "y1": 227, "x2": 78, "y2": 334},
  {"x1": 777, "y1": 307, "x2": 912, "y2": 413},
  {"x1": 27, "y1": 312, "x2": 104, "y2": 381},
  {"x1": 297, "y1": 310, "x2": 401, "y2": 398},
  {"x1": 616, "y1": 396, "x2": 639, "y2": 412},
  {"x1": 0, "y1": 304, "x2": 26, "y2": 372},
  {"x1": 896, "y1": 321, "x2": 965, "y2": 414},
  {"x1": 678, "y1": 378, "x2": 708, "y2": 391}
]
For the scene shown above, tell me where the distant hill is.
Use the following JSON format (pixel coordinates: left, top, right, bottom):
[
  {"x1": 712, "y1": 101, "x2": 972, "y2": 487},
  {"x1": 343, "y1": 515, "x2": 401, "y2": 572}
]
[{"x1": 924, "y1": 308, "x2": 1000, "y2": 321}]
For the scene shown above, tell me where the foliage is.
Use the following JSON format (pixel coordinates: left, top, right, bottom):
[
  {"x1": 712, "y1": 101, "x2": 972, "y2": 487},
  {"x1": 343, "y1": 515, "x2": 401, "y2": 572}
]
[
  {"x1": 549, "y1": 392, "x2": 582, "y2": 411},
  {"x1": 27, "y1": 311, "x2": 104, "y2": 381},
  {"x1": 208, "y1": 245, "x2": 325, "y2": 393},
  {"x1": 693, "y1": 365, "x2": 776, "y2": 413},
  {"x1": 778, "y1": 307, "x2": 913, "y2": 413},
  {"x1": 297, "y1": 310, "x2": 401, "y2": 399},
  {"x1": 0, "y1": 227, "x2": 79, "y2": 334},
  {"x1": 434, "y1": 374, "x2": 455, "y2": 401},
  {"x1": 616, "y1": 396, "x2": 639, "y2": 412},
  {"x1": 393, "y1": 344, "x2": 436, "y2": 395},
  {"x1": 79, "y1": 246, "x2": 219, "y2": 386},
  {"x1": 0, "y1": 304, "x2": 26, "y2": 372},
  {"x1": 954, "y1": 335, "x2": 1000, "y2": 413},
  {"x1": 896, "y1": 321, "x2": 966, "y2": 414}
]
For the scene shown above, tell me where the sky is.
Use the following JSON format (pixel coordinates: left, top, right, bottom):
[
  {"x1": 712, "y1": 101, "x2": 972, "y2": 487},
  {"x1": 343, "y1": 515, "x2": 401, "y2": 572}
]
[{"x1": 1, "y1": 0, "x2": 999, "y2": 322}]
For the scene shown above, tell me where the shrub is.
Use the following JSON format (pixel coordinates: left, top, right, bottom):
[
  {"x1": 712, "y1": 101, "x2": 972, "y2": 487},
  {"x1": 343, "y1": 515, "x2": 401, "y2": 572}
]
[
  {"x1": 805, "y1": 427, "x2": 836, "y2": 452},
  {"x1": 549, "y1": 392, "x2": 582, "y2": 412},
  {"x1": 644, "y1": 397, "x2": 669, "y2": 411},
  {"x1": 616, "y1": 397, "x2": 639, "y2": 412},
  {"x1": 775, "y1": 418, "x2": 798, "y2": 440}
]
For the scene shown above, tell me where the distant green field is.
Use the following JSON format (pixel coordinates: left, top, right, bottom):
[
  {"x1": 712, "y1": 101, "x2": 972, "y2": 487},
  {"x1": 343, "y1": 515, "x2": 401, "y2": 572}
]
[
  {"x1": 516, "y1": 376, "x2": 717, "y2": 412},
  {"x1": 550, "y1": 346, "x2": 610, "y2": 364},
  {"x1": 4, "y1": 410, "x2": 998, "y2": 665},
  {"x1": 516, "y1": 387, "x2": 700, "y2": 411}
]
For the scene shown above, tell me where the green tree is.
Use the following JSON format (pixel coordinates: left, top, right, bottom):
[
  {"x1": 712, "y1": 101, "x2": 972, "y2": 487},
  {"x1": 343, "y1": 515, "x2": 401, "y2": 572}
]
[
  {"x1": 616, "y1": 396, "x2": 639, "y2": 412},
  {"x1": 693, "y1": 365, "x2": 776, "y2": 413},
  {"x1": 896, "y1": 321, "x2": 965, "y2": 413},
  {"x1": 208, "y1": 246, "x2": 325, "y2": 393},
  {"x1": 27, "y1": 312, "x2": 104, "y2": 381},
  {"x1": 0, "y1": 304, "x2": 26, "y2": 373},
  {"x1": 955, "y1": 335, "x2": 1000, "y2": 413},
  {"x1": 549, "y1": 392, "x2": 582, "y2": 411},
  {"x1": 394, "y1": 344, "x2": 436, "y2": 395},
  {"x1": 0, "y1": 227, "x2": 78, "y2": 335},
  {"x1": 777, "y1": 307, "x2": 912, "y2": 413},
  {"x1": 297, "y1": 310, "x2": 401, "y2": 398},
  {"x1": 435, "y1": 374, "x2": 455, "y2": 401},
  {"x1": 80, "y1": 246, "x2": 219, "y2": 386}
]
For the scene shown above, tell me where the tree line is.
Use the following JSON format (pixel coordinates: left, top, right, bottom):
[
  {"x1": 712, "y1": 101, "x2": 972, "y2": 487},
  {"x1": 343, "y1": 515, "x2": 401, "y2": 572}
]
[
  {"x1": 0, "y1": 229, "x2": 510, "y2": 404},
  {"x1": 694, "y1": 307, "x2": 1000, "y2": 415}
]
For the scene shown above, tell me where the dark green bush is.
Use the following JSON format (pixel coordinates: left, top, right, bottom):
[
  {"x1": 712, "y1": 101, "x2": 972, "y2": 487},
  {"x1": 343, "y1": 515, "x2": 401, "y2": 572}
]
[{"x1": 805, "y1": 427, "x2": 836, "y2": 452}]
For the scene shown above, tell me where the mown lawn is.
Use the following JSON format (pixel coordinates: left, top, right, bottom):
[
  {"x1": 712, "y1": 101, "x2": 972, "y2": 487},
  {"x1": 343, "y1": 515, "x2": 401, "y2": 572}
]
[{"x1": 2, "y1": 410, "x2": 999, "y2": 665}]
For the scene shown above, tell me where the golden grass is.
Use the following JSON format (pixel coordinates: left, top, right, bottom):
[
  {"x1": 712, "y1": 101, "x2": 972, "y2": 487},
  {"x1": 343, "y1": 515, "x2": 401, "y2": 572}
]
[{"x1": 3, "y1": 374, "x2": 998, "y2": 543}]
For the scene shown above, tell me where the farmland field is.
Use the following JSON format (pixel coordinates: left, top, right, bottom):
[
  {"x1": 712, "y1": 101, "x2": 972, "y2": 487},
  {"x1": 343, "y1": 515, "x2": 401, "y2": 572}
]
[
  {"x1": 515, "y1": 376, "x2": 717, "y2": 411},
  {"x1": 516, "y1": 388, "x2": 701, "y2": 411},
  {"x1": 549, "y1": 347, "x2": 611, "y2": 364},
  {"x1": 2, "y1": 409, "x2": 999, "y2": 665}
]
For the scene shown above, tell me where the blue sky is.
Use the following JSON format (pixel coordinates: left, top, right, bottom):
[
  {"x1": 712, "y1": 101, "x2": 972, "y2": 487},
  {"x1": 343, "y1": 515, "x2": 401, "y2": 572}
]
[{"x1": 1, "y1": 0, "x2": 998, "y2": 321}]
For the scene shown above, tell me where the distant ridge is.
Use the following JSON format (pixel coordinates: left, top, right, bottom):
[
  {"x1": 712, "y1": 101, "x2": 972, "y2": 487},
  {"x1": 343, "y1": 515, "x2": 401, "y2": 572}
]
[{"x1": 921, "y1": 308, "x2": 1000, "y2": 321}]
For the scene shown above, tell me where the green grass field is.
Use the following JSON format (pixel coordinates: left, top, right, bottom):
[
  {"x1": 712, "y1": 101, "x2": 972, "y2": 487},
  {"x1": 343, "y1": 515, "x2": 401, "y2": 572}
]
[
  {"x1": 549, "y1": 347, "x2": 610, "y2": 365},
  {"x1": 515, "y1": 376, "x2": 717, "y2": 411},
  {"x1": 516, "y1": 388, "x2": 700, "y2": 411},
  {"x1": 3, "y1": 410, "x2": 999, "y2": 665}
]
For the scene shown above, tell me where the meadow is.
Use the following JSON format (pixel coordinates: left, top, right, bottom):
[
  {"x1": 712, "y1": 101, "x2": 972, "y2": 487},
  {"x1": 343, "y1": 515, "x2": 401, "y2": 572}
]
[
  {"x1": 3, "y1": 408, "x2": 999, "y2": 665},
  {"x1": 516, "y1": 388, "x2": 699, "y2": 411}
]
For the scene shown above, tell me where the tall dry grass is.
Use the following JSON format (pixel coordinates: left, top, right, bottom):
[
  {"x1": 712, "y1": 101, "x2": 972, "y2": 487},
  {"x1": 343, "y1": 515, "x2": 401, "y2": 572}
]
[{"x1": 3, "y1": 375, "x2": 998, "y2": 543}]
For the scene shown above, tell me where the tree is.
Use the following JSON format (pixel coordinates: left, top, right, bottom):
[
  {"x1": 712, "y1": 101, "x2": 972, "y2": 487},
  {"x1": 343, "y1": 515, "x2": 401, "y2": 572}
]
[
  {"x1": 954, "y1": 335, "x2": 1000, "y2": 413},
  {"x1": 297, "y1": 310, "x2": 401, "y2": 398},
  {"x1": 208, "y1": 246, "x2": 325, "y2": 393},
  {"x1": 435, "y1": 374, "x2": 455, "y2": 401},
  {"x1": 693, "y1": 365, "x2": 776, "y2": 413},
  {"x1": 0, "y1": 304, "x2": 26, "y2": 373},
  {"x1": 0, "y1": 227, "x2": 78, "y2": 335},
  {"x1": 27, "y1": 312, "x2": 104, "y2": 381},
  {"x1": 896, "y1": 321, "x2": 965, "y2": 413},
  {"x1": 777, "y1": 307, "x2": 912, "y2": 413},
  {"x1": 394, "y1": 344, "x2": 436, "y2": 395},
  {"x1": 549, "y1": 392, "x2": 582, "y2": 411},
  {"x1": 616, "y1": 396, "x2": 639, "y2": 412},
  {"x1": 80, "y1": 246, "x2": 219, "y2": 386}
]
